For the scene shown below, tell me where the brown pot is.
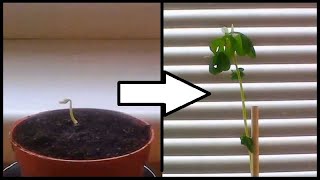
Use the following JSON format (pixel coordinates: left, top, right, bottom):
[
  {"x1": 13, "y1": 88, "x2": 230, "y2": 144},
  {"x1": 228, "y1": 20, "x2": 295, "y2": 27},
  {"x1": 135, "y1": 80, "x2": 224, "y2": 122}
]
[{"x1": 10, "y1": 109, "x2": 154, "y2": 177}]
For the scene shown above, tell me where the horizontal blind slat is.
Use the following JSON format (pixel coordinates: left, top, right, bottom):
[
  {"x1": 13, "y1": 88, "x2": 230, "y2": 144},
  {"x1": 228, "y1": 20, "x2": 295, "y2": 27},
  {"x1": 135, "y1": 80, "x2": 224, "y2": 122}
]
[
  {"x1": 199, "y1": 82, "x2": 316, "y2": 102},
  {"x1": 164, "y1": 8, "x2": 317, "y2": 28},
  {"x1": 163, "y1": 171, "x2": 317, "y2": 177},
  {"x1": 164, "y1": 45, "x2": 316, "y2": 65},
  {"x1": 164, "y1": 64, "x2": 316, "y2": 83},
  {"x1": 164, "y1": 118, "x2": 317, "y2": 138},
  {"x1": 164, "y1": 154, "x2": 317, "y2": 173},
  {"x1": 164, "y1": 136, "x2": 317, "y2": 156},
  {"x1": 164, "y1": 27, "x2": 316, "y2": 46},
  {"x1": 164, "y1": 3, "x2": 317, "y2": 10},
  {"x1": 165, "y1": 100, "x2": 317, "y2": 120}
]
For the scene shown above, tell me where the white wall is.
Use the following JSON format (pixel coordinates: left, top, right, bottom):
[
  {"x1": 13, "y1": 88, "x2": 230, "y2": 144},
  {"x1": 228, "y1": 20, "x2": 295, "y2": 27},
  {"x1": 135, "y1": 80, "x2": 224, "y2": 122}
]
[{"x1": 4, "y1": 3, "x2": 160, "y2": 39}]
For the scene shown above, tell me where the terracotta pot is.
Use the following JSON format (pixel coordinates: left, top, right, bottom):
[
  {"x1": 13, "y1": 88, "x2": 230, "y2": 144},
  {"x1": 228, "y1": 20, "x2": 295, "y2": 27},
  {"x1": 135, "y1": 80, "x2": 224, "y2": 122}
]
[{"x1": 10, "y1": 109, "x2": 154, "y2": 177}]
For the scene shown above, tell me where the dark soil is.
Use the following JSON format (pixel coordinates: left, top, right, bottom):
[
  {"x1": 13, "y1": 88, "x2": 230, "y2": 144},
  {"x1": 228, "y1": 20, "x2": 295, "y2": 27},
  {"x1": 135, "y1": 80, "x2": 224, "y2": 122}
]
[{"x1": 13, "y1": 109, "x2": 151, "y2": 160}]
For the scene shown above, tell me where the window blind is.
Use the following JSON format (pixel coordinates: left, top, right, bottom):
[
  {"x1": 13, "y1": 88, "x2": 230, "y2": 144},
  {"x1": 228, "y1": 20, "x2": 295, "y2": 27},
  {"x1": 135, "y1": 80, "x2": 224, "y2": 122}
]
[{"x1": 163, "y1": 3, "x2": 317, "y2": 177}]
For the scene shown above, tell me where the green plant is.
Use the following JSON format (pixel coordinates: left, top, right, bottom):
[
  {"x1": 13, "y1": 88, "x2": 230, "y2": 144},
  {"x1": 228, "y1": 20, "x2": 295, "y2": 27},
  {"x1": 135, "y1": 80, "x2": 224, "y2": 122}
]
[
  {"x1": 208, "y1": 24, "x2": 256, "y2": 173},
  {"x1": 59, "y1": 98, "x2": 79, "y2": 126}
]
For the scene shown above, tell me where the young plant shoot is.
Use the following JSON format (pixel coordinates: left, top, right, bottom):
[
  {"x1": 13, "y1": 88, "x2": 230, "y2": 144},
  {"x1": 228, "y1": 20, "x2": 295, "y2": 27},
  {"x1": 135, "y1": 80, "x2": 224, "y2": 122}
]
[
  {"x1": 208, "y1": 24, "x2": 256, "y2": 173},
  {"x1": 59, "y1": 98, "x2": 79, "y2": 126}
]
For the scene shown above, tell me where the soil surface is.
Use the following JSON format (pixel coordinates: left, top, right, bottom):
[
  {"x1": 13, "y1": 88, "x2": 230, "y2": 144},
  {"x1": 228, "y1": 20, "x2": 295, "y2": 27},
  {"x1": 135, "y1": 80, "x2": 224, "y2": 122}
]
[{"x1": 13, "y1": 109, "x2": 151, "y2": 160}]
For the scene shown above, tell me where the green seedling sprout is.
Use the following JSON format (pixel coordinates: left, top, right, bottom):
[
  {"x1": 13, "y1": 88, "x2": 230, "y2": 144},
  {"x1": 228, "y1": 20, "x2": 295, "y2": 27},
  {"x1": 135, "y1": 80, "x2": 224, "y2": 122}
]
[
  {"x1": 59, "y1": 98, "x2": 79, "y2": 126},
  {"x1": 208, "y1": 24, "x2": 256, "y2": 174}
]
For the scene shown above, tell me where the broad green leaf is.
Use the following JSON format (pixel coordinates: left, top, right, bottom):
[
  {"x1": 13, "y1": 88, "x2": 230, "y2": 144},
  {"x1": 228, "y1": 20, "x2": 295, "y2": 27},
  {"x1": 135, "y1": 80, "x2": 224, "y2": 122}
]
[
  {"x1": 227, "y1": 35, "x2": 238, "y2": 50},
  {"x1": 209, "y1": 37, "x2": 224, "y2": 53},
  {"x1": 217, "y1": 43, "x2": 225, "y2": 52},
  {"x1": 233, "y1": 32, "x2": 256, "y2": 58},
  {"x1": 231, "y1": 67, "x2": 245, "y2": 81},
  {"x1": 233, "y1": 34, "x2": 246, "y2": 56},
  {"x1": 247, "y1": 45, "x2": 256, "y2": 58},
  {"x1": 240, "y1": 33, "x2": 256, "y2": 58},
  {"x1": 214, "y1": 51, "x2": 231, "y2": 71},
  {"x1": 240, "y1": 34, "x2": 251, "y2": 54},
  {"x1": 240, "y1": 134, "x2": 254, "y2": 153},
  {"x1": 210, "y1": 66, "x2": 222, "y2": 75},
  {"x1": 224, "y1": 35, "x2": 236, "y2": 59},
  {"x1": 217, "y1": 51, "x2": 231, "y2": 71},
  {"x1": 209, "y1": 55, "x2": 222, "y2": 75},
  {"x1": 217, "y1": 37, "x2": 226, "y2": 53},
  {"x1": 209, "y1": 51, "x2": 231, "y2": 75}
]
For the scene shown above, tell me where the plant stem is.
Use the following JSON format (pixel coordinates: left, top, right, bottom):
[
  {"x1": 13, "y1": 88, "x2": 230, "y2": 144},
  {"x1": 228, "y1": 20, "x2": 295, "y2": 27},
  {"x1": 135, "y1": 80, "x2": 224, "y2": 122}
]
[
  {"x1": 68, "y1": 100, "x2": 79, "y2": 126},
  {"x1": 233, "y1": 56, "x2": 249, "y2": 136},
  {"x1": 59, "y1": 98, "x2": 79, "y2": 126},
  {"x1": 233, "y1": 55, "x2": 253, "y2": 174}
]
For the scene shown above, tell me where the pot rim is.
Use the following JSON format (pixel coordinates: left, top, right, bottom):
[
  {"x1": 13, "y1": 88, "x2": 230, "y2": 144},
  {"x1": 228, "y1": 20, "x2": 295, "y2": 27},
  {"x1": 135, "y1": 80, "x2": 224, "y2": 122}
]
[{"x1": 10, "y1": 108, "x2": 155, "y2": 163}]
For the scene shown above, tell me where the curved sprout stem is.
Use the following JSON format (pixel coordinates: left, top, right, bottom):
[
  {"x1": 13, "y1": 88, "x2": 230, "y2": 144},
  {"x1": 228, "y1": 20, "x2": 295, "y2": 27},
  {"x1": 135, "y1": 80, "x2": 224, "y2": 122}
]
[{"x1": 59, "y1": 98, "x2": 79, "y2": 126}]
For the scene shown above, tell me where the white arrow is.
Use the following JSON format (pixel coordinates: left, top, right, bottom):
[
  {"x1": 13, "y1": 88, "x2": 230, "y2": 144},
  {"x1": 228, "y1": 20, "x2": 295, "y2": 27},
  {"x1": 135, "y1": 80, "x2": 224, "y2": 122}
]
[{"x1": 118, "y1": 71, "x2": 211, "y2": 116}]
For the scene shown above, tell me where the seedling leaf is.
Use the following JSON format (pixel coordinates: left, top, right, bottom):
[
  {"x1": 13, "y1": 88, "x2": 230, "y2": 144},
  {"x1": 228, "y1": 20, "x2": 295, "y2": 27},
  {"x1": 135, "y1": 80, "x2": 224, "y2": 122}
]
[
  {"x1": 233, "y1": 32, "x2": 256, "y2": 58},
  {"x1": 217, "y1": 51, "x2": 231, "y2": 71},
  {"x1": 209, "y1": 51, "x2": 231, "y2": 75},
  {"x1": 225, "y1": 35, "x2": 237, "y2": 59},
  {"x1": 209, "y1": 55, "x2": 222, "y2": 75},
  {"x1": 210, "y1": 37, "x2": 224, "y2": 53},
  {"x1": 231, "y1": 67, "x2": 245, "y2": 81},
  {"x1": 240, "y1": 134, "x2": 254, "y2": 153}
]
